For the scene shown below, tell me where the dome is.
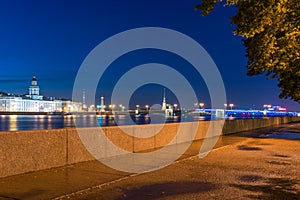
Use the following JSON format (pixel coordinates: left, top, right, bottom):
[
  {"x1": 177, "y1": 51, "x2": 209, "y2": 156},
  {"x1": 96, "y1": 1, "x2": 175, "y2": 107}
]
[{"x1": 32, "y1": 75, "x2": 37, "y2": 81}]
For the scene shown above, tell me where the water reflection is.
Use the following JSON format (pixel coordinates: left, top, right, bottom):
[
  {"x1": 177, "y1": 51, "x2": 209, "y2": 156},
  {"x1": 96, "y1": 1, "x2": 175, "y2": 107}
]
[
  {"x1": 63, "y1": 115, "x2": 74, "y2": 128},
  {"x1": 98, "y1": 115, "x2": 103, "y2": 126},
  {"x1": 9, "y1": 115, "x2": 17, "y2": 131},
  {"x1": 47, "y1": 116, "x2": 52, "y2": 129},
  {"x1": 0, "y1": 113, "x2": 210, "y2": 132}
]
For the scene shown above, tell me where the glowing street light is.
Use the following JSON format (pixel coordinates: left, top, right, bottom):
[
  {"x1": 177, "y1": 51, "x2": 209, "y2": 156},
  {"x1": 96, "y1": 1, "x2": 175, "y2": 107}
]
[
  {"x1": 119, "y1": 105, "x2": 124, "y2": 112},
  {"x1": 229, "y1": 103, "x2": 234, "y2": 110},
  {"x1": 224, "y1": 103, "x2": 227, "y2": 110},
  {"x1": 173, "y1": 104, "x2": 178, "y2": 110},
  {"x1": 263, "y1": 104, "x2": 272, "y2": 110},
  {"x1": 199, "y1": 102, "x2": 204, "y2": 110},
  {"x1": 145, "y1": 105, "x2": 149, "y2": 112}
]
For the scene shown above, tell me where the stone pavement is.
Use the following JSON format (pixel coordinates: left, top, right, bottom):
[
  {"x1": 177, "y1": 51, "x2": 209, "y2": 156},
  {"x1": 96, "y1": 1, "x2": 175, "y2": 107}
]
[{"x1": 0, "y1": 122, "x2": 299, "y2": 200}]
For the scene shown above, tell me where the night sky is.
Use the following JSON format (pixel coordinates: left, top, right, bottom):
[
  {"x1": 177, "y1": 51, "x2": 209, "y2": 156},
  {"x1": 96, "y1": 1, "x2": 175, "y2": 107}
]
[{"x1": 0, "y1": 0, "x2": 299, "y2": 111}]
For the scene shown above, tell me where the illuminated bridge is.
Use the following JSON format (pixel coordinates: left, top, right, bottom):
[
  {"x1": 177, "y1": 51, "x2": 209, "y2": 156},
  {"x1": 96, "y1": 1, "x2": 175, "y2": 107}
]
[{"x1": 199, "y1": 109, "x2": 300, "y2": 118}]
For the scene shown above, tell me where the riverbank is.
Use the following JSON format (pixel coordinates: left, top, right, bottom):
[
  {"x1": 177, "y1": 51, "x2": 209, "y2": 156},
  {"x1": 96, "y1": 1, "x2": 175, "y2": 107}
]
[
  {"x1": 0, "y1": 122, "x2": 299, "y2": 199},
  {"x1": 0, "y1": 116, "x2": 299, "y2": 178},
  {"x1": 0, "y1": 113, "x2": 298, "y2": 132}
]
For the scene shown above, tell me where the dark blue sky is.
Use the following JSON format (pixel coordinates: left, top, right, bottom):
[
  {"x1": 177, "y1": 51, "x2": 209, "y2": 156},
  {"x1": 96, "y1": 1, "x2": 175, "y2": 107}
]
[{"x1": 0, "y1": 0, "x2": 299, "y2": 111}]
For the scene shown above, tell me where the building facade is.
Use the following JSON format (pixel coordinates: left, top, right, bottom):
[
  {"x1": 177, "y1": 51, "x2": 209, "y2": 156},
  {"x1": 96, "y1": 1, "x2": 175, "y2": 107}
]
[
  {"x1": 0, "y1": 75, "x2": 82, "y2": 113},
  {"x1": 0, "y1": 97, "x2": 62, "y2": 112},
  {"x1": 62, "y1": 100, "x2": 83, "y2": 113}
]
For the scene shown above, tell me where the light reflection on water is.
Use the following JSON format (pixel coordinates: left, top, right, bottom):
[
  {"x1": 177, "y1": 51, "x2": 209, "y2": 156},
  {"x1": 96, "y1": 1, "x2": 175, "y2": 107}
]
[
  {"x1": 0, "y1": 114, "x2": 214, "y2": 132},
  {"x1": 9, "y1": 115, "x2": 17, "y2": 131}
]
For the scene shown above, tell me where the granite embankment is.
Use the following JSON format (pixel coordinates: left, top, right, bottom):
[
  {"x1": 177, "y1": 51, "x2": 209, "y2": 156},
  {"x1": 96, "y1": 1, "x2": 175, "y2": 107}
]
[{"x1": 0, "y1": 117, "x2": 299, "y2": 178}]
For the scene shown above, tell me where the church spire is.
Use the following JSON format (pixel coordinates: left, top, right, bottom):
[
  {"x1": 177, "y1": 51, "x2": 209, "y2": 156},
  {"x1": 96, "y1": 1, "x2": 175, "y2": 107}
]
[{"x1": 161, "y1": 88, "x2": 167, "y2": 111}]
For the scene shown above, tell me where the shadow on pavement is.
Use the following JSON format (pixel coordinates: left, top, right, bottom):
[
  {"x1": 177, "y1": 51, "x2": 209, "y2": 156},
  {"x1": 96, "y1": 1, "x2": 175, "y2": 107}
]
[
  {"x1": 231, "y1": 177, "x2": 299, "y2": 200},
  {"x1": 238, "y1": 145, "x2": 262, "y2": 151},
  {"x1": 0, "y1": 189, "x2": 45, "y2": 200},
  {"x1": 233, "y1": 122, "x2": 300, "y2": 140}
]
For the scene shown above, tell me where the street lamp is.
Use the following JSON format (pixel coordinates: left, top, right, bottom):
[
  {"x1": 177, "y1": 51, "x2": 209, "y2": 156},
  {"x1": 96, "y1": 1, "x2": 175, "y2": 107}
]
[
  {"x1": 263, "y1": 104, "x2": 272, "y2": 110},
  {"x1": 224, "y1": 103, "x2": 227, "y2": 110},
  {"x1": 194, "y1": 103, "x2": 198, "y2": 110},
  {"x1": 119, "y1": 105, "x2": 125, "y2": 112},
  {"x1": 229, "y1": 103, "x2": 234, "y2": 110},
  {"x1": 199, "y1": 102, "x2": 204, "y2": 110},
  {"x1": 135, "y1": 105, "x2": 140, "y2": 115},
  {"x1": 173, "y1": 104, "x2": 178, "y2": 110},
  {"x1": 145, "y1": 105, "x2": 149, "y2": 112}
]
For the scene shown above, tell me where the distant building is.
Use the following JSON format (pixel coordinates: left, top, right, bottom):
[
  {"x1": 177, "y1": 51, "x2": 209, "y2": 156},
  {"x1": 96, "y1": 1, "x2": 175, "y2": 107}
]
[
  {"x1": 98, "y1": 96, "x2": 105, "y2": 112},
  {"x1": 165, "y1": 104, "x2": 173, "y2": 116},
  {"x1": 0, "y1": 75, "x2": 63, "y2": 112},
  {"x1": 0, "y1": 96, "x2": 62, "y2": 112},
  {"x1": 62, "y1": 100, "x2": 83, "y2": 113},
  {"x1": 160, "y1": 88, "x2": 174, "y2": 116},
  {"x1": 268, "y1": 105, "x2": 287, "y2": 112}
]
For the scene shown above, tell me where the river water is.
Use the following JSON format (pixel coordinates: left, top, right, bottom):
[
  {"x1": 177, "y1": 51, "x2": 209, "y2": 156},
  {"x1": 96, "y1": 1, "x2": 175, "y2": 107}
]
[{"x1": 0, "y1": 114, "x2": 213, "y2": 132}]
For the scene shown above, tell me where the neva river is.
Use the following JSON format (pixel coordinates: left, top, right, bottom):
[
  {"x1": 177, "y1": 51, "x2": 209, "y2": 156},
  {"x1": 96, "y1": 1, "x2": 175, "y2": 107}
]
[
  {"x1": 1, "y1": 109, "x2": 297, "y2": 132},
  {"x1": 0, "y1": 114, "x2": 212, "y2": 132}
]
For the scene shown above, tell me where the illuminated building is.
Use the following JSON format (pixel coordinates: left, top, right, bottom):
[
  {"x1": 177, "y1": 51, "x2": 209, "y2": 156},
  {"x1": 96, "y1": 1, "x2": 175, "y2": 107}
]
[
  {"x1": 0, "y1": 96, "x2": 62, "y2": 112},
  {"x1": 96, "y1": 96, "x2": 106, "y2": 113},
  {"x1": 0, "y1": 75, "x2": 83, "y2": 113},
  {"x1": 62, "y1": 100, "x2": 83, "y2": 113},
  {"x1": 100, "y1": 96, "x2": 105, "y2": 111},
  {"x1": 267, "y1": 105, "x2": 287, "y2": 112}
]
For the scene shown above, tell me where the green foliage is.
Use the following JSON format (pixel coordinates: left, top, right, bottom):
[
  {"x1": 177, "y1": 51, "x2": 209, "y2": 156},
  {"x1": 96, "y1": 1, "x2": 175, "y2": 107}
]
[{"x1": 195, "y1": 0, "x2": 300, "y2": 102}]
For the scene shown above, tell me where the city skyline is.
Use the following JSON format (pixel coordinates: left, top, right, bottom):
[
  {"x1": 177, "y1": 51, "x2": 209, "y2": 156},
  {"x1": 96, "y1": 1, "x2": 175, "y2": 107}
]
[
  {"x1": 0, "y1": 74, "x2": 295, "y2": 112},
  {"x1": 0, "y1": 1, "x2": 299, "y2": 111}
]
